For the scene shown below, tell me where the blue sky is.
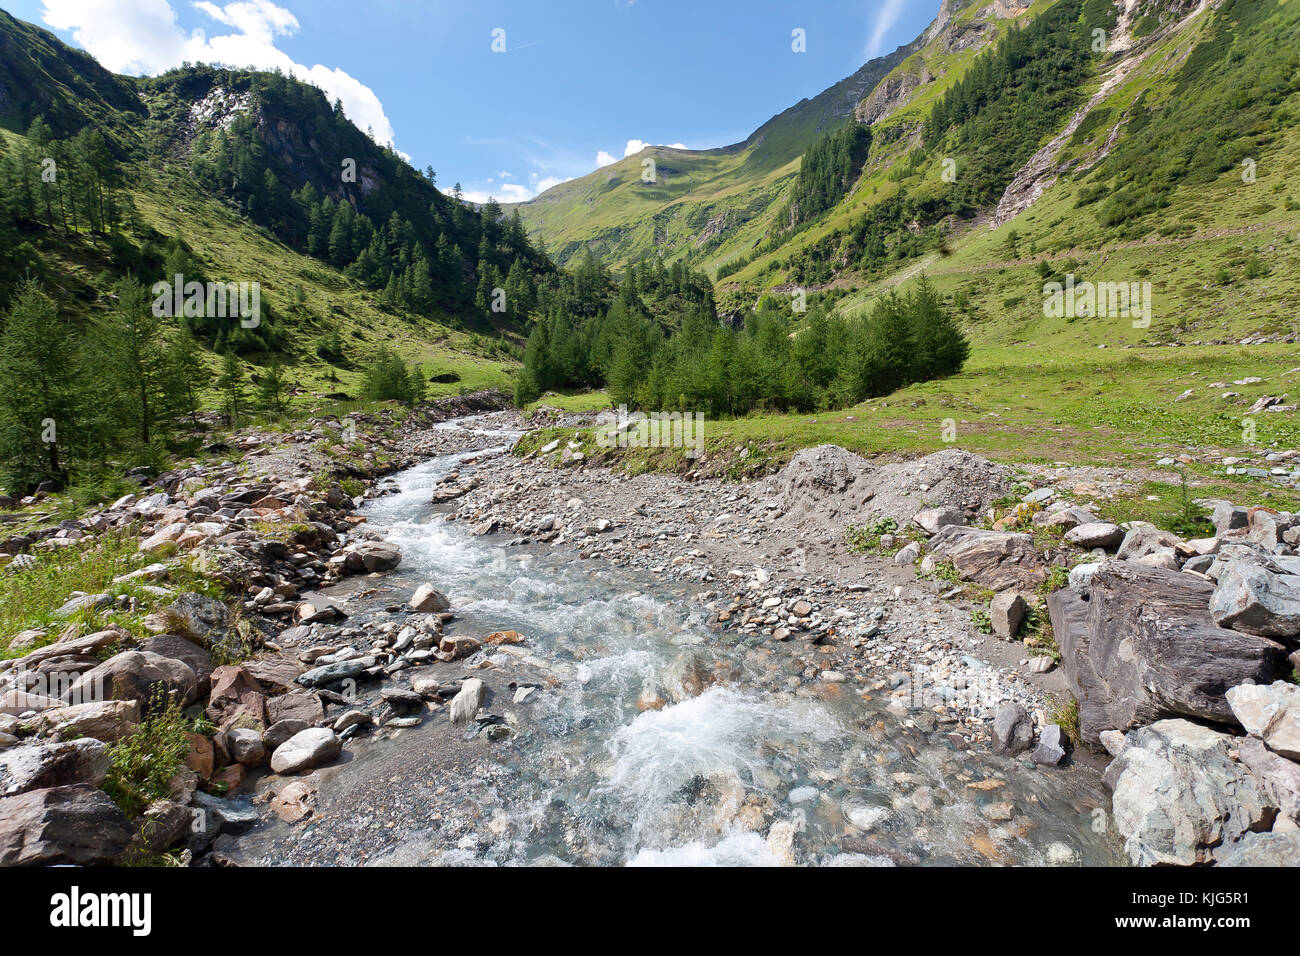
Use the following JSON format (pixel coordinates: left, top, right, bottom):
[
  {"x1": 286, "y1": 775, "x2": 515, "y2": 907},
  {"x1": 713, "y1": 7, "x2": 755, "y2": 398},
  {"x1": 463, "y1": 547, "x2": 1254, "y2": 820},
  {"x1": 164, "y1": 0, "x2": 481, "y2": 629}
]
[{"x1": 12, "y1": 0, "x2": 938, "y2": 202}]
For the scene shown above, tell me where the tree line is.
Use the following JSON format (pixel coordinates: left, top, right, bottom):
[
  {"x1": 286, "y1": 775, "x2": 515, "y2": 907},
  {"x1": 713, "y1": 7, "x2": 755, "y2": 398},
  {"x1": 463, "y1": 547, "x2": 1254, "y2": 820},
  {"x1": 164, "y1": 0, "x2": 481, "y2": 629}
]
[
  {"x1": 174, "y1": 67, "x2": 549, "y2": 325},
  {"x1": 517, "y1": 265, "x2": 969, "y2": 416}
]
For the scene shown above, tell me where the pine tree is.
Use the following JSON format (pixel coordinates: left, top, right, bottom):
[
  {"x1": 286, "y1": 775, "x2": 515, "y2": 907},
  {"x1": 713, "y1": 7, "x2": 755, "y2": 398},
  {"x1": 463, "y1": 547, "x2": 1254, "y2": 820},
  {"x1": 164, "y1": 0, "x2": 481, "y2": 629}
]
[
  {"x1": 94, "y1": 277, "x2": 167, "y2": 446},
  {"x1": 0, "y1": 281, "x2": 82, "y2": 490},
  {"x1": 257, "y1": 359, "x2": 288, "y2": 418},
  {"x1": 217, "y1": 351, "x2": 247, "y2": 427}
]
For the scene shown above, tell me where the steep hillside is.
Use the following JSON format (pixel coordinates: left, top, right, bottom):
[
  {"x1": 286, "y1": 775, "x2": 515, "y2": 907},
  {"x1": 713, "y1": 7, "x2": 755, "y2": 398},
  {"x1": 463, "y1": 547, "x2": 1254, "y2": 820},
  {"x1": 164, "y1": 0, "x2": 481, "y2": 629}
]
[
  {"x1": 0, "y1": 11, "x2": 552, "y2": 495},
  {"x1": 513, "y1": 0, "x2": 1036, "y2": 273},
  {"x1": 510, "y1": 39, "x2": 923, "y2": 272},
  {"x1": 0, "y1": 8, "x2": 143, "y2": 143}
]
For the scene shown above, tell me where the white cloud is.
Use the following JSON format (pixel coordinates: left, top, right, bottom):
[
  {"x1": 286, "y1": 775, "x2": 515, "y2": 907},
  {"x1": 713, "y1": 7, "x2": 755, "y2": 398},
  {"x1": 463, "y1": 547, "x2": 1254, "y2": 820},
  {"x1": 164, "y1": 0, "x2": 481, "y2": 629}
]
[
  {"x1": 40, "y1": 0, "x2": 399, "y2": 148},
  {"x1": 455, "y1": 170, "x2": 572, "y2": 205},
  {"x1": 596, "y1": 149, "x2": 618, "y2": 168},
  {"x1": 866, "y1": 0, "x2": 906, "y2": 58},
  {"x1": 623, "y1": 138, "x2": 684, "y2": 157}
]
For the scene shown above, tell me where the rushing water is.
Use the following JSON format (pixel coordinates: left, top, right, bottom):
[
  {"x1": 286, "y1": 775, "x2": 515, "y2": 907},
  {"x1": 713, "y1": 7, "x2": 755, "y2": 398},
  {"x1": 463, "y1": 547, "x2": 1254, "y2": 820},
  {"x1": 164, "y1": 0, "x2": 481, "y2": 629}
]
[{"x1": 231, "y1": 416, "x2": 1124, "y2": 867}]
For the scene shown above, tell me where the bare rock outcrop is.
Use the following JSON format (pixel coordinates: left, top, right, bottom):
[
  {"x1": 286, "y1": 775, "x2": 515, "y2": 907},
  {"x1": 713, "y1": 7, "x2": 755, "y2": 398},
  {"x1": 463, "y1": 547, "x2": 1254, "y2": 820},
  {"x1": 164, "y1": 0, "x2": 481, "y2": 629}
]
[{"x1": 1049, "y1": 561, "x2": 1291, "y2": 745}]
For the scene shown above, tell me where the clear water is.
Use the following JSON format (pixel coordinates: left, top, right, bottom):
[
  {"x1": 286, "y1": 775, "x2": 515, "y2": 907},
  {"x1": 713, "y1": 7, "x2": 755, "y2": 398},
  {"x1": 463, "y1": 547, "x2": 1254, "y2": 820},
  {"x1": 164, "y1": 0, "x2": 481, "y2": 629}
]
[{"x1": 233, "y1": 417, "x2": 1124, "y2": 867}]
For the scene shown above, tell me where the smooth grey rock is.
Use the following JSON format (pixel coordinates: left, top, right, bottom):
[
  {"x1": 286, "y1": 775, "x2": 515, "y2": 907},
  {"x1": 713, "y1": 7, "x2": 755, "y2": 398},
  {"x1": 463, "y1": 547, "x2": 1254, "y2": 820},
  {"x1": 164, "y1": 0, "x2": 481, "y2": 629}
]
[
  {"x1": 54, "y1": 593, "x2": 112, "y2": 618},
  {"x1": 1226, "y1": 681, "x2": 1300, "y2": 759},
  {"x1": 1103, "y1": 719, "x2": 1275, "y2": 867},
  {"x1": 1068, "y1": 561, "x2": 1101, "y2": 593},
  {"x1": 449, "y1": 678, "x2": 486, "y2": 725},
  {"x1": 333, "y1": 709, "x2": 373, "y2": 733},
  {"x1": 990, "y1": 591, "x2": 1027, "y2": 639},
  {"x1": 296, "y1": 656, "x2": 377, "y2": 689},
  {"x1": 894, "y1": 541, "x2": 922, "y2": 565},
  {"x1": 409, "y1": 583, "x2": 450, "y2": 612},
  {"x1": 1116, "y1": 523, "x2": 1183, "y2": 562},
  {"x1": 264, "y1": 719, "x2": 310, "y2": 752},
  {"x1": 1064, "y1": 522, "x2": 1125, "y2": 550},
  {"x1": 1210, "y1": 556, "x2": 1300, "y2": 638},
  {"x1": 912, "y1": 506, "x2": 964, "y2": 536},
  {"x1": 226, "y1": 727, "x2": 267, "y2": 767},
  {"x1": 1032, "y1": 725, "x2": 1068, "y2": 766},
  {"x1": 269, "y1": 727, "x2": 342, "y2": 774},
  {"x1": 1033, "y1": 505, "x2": 1096, "y2": 531},
  {"x1": 992, "y1": 703, "x2": 1033, "y2": 755},
  {"x1": 345, "y1": 542, "x2": 402, "y2": 573},
  {"x1": 1048, "y1": 562, "x2": 1290, "y2": 745}
]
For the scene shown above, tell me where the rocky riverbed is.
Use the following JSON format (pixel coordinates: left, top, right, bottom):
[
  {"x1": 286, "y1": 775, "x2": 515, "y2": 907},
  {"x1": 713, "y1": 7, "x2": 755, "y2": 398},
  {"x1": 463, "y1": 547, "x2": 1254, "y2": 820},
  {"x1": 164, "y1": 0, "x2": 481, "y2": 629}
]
[{"x1": 1, "y1": 394, "x2": 1298, "y2": 866}]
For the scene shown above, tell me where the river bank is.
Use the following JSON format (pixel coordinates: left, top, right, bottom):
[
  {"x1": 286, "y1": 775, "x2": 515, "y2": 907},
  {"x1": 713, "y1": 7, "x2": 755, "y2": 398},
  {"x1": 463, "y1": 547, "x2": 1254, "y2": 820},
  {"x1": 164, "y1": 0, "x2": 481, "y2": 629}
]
[{"x1": 2, "y1": 395, "x2": 1298, "y2": 867}]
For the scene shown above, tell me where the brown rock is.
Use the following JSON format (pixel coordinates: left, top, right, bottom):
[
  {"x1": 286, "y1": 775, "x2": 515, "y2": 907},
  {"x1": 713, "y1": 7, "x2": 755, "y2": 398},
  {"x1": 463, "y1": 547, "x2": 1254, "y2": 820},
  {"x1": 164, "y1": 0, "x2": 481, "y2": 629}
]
[
  {"x1": 184, "y1": 733, "x2": 214, "y2": 779},
  {"x1": 270, "y1": 780, "x2": 317, "y2": 823},
  {"x1": 206, "y1": 665, "x2": 267, "y2": 729}
]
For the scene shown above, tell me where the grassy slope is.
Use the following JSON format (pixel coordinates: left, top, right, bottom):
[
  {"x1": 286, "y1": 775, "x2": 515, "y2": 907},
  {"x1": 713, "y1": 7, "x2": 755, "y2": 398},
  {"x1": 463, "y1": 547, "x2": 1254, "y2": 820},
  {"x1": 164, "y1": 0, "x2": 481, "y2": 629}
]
[
  {"x1": 509, "y1": 34, "x2": 922, "y2": 273},
  {"x1": 0, "y1": 125, "x2": 518, "y2": 418},
  {"x1": 520, "y1": 1, "x2": 1300, "y2": 515}
]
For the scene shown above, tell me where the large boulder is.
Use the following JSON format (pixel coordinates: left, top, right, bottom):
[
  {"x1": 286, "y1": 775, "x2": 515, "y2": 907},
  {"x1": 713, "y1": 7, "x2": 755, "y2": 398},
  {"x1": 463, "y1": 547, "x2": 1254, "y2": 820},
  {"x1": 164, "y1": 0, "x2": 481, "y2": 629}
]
[
  {"x1": 1103, "y1": 719, "x2": 1276, "y2": 866},
  {"x1": 344, "y1": 542, "x2": 402, "y2": 574},
  {"x1": 912, "y1": 507, "x2": 964, "y2": 536},
  {"x1": 34, "y1": 699, "x2": 139, "y2": 743},
  {"x1": 269, "y1": 727, "x2": 342, "y2": 774},
  {"x1": 1216, "y1": 831, "x2": 1300, "y2": 867},
  {"x1": 1048, "y1": 561, "x2": 1289, "y2": 745},
  {"x1": 0, "y1": 785, "x2": 134, "y2": 865},
  {"x1": 410, "y1": 583, "x2": 451, "y2": 612},
  {"x1": 1237, "y1": 736, "x2": 1300, "y2": 828},
  {"x1": 159, "y1": 592, "x2": 232, "y2": 648},
  {"x1": 1210, "y1": 555, "x2": 1300, "y2": 638},
  {"x1": 925, "y1": 525, "x2": 1047, "y2": 591},
  {"x1": 1116, "y1": 523, "x2": 1183, "y2": 563},
  {"x1": 1064, "y1": 522, "x2": 1125, "y2": 550},
  {"x1": 991, "y1": 702, "x2": 1033, "y2": 755},
  {"x1": 206, "y1": 665, "x2": 267, "y2": 729},
  {"x1": 0, "y1": 739, "x2": 109, "y2": 796},
  {"x1": 138, "y1": 634, "x2": 214, "y2": 685},
  {"x1": 65, "y1": 651, "x2": 199, "y2": 711},
  {"x1": 1226, "y1": 681, "x2": 1300, "y2": 759}
]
